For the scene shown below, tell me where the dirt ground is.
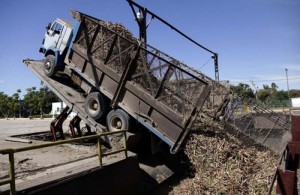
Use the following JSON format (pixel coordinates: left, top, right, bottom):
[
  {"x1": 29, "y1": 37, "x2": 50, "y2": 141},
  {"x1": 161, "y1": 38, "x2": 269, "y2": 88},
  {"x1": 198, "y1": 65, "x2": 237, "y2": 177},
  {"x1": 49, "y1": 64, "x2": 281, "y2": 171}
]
[
  {"x1": 0, "y1": 117, "x2": 182, "y2": 195},
  {"x1": 0, "y1": 118, "x2": 98, "y2": 184}
]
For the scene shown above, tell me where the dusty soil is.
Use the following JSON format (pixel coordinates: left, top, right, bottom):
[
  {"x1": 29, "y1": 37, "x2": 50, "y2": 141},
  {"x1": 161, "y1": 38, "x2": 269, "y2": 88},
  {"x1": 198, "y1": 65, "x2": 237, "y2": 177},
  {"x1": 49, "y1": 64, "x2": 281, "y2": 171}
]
[
  {"x1": 0, "y1": 116, "x2": 280, "y2": 194},
  {"x1": 0, "y1": 118, "x2": 97, "y2": 183}
]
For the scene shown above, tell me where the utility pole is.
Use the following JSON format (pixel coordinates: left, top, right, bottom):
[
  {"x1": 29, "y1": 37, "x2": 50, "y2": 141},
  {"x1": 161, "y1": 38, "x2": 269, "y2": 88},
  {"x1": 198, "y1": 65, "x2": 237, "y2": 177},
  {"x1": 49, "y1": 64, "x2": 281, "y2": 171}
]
[
  {"x1": 137, "y1": 8, "x2": 147, "y2": 44},
  {"x1": 127, "y1": 0, "x2": 219, "y2": 81},
  {"x1": 250, "y1": 80, "x2": 258, "y2": 101},
  {"x1": 285, "y1": 68, "x2": 290, "y2": 99}
]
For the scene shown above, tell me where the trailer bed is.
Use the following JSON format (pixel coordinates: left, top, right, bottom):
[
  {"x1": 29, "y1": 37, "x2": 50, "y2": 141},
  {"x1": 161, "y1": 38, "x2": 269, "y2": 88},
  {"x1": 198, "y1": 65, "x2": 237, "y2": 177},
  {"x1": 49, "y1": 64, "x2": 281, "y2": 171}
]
[{"x1": 23, "y1": 59, "x2": 106, "y2": 132}]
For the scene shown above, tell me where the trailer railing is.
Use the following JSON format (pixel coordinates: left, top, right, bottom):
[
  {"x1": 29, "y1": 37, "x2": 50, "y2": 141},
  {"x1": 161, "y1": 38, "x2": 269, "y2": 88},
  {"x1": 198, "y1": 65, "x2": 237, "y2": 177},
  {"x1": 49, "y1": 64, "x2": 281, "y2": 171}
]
[
  {"x1": 68, "y1": 10, "x2": 211, "y2": 153},
  {"x1": 0, "y1": 130, "x2": 127, "y2": 195}
]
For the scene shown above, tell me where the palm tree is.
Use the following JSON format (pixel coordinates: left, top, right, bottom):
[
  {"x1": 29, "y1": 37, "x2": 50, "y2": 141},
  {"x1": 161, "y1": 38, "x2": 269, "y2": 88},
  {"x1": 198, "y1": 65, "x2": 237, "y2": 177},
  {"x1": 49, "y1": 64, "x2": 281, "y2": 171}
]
[
  {"x1": 12, "y1": 93, "x2": 19, "y2": 119},
  {"x1": 17, "y1": 89, "x2": 21, "y2": 118},
  {"x1": 26, "y1": 88, "x2": 33, "y2": 118}
]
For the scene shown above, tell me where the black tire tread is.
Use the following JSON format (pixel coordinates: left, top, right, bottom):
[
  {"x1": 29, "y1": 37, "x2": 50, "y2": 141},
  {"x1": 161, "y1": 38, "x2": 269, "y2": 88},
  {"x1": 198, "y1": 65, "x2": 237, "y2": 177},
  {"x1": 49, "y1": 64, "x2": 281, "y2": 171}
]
[
  {"x1": 44, "y1": 54, "x2": 56, "y2": 77},
  {"x1": 84, "y1": 92, "x2": 107, "y2": 121},
  {"x1": 106, "y1": 109, "x2": 130, "y2": 131}
]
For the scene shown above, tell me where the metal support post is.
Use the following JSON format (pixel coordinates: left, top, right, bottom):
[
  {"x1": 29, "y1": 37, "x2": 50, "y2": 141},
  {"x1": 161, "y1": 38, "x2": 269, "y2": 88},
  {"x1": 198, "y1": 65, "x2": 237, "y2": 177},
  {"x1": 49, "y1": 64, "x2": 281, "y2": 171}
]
[
  {"x1": 138, "y1": 8, "x2": 147, "y2": 44},
  {"x1": 98, "y1": 138, "x2": 102, "y2": 167},
  {"x1": 123, "y1": 131, "x2": 128, "y2": 158},
  {"x1": 50, "y1": 106, "x2": 71, "y2": 141},
  {"x1": 69, "y1": 116, "x2": 82, "y2": 138},
  {"x1": 9, "y1": 151, "x2": 15, "y2": 195},
  {"x1": 127, "y1": 0, "x2": 219, "y2": 81},
  {"x1": 213, "y1": 53, "x2": 219, "y2": 81}
]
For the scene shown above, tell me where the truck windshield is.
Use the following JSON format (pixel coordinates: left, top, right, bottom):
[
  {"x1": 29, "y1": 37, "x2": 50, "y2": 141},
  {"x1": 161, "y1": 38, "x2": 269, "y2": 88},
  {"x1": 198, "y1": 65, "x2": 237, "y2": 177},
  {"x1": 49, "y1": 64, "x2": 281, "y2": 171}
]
[{"x1": 51, "y1": 22, "x2": 62, "y2": 34}]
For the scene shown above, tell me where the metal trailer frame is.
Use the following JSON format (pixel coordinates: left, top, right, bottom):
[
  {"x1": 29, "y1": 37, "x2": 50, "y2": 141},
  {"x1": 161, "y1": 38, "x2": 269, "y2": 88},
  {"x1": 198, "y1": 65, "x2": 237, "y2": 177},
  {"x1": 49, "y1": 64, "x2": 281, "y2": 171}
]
[
  {"x1": 23, "y1": 59, "x2": 107, "y2": 135},
  {"x1": 66, "y1": 10, "x2": 211, "y2": 153}
]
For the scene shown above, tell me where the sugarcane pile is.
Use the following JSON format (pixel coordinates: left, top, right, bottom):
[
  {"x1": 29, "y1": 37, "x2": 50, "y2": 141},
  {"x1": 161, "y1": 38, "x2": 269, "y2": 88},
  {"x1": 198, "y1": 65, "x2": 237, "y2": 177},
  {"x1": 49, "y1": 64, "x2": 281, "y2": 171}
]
[
  {"x1": 74, "y1": 15, "x2": 279, "y2": 194},
  {"x1": 100, "y1": 21, "x2": 137, "y2": 43},
  {"x1": 170, "y1": 115, "x2": 278, "y2": 194},
  {"x1": 76, "y1": 17, "x2": 229, "y2": 117},
  {"x1": 74, "y1": 17, "x2": 138, "y2": 75}
]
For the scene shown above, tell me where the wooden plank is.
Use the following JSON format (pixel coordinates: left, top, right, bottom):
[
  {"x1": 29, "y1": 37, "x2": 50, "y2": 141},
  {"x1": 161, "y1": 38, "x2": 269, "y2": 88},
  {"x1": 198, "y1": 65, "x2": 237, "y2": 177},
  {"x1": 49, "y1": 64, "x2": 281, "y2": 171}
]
[{"x1": 5, "y1": 137, "x2": 32, "y2": 144}]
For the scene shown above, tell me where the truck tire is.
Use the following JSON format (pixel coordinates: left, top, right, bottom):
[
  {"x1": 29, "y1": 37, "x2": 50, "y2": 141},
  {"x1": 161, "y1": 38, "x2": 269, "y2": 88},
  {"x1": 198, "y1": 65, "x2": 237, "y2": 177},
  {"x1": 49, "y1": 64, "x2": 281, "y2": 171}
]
[
  {"x1": 44, "y1": 54, "x2": 57, "y2": 77},
  {"x1": 84, "y1": 92, "x2": 107, "y2": 121},
  {"x1": 106, "y1": 109, "x2": 130, "y2": 132}
]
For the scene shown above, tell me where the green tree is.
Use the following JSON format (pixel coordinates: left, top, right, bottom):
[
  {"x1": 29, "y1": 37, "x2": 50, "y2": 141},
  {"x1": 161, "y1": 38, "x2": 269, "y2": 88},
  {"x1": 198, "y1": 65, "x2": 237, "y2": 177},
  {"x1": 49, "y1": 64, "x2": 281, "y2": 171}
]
[
  {"x1": 276, "y1": 90, "x2": 289, "y2": 106},
  {"x1": 290, "y1": 90, "x2": 300, "y2": 98},
  {"x1": 271, "y1": 82, "x2": 278, "y2": 91},
  {"x1": 38, "y1": 87, "x2": 46, "y2": 118},
  {"x1": 40, "y1": 83, "x2": 60, "y2": 114},
  {"x1": 23, "y1": 84, "x2": 60, "y2": 118},
  {"x1": 17, "y1": 89, "x2": 22, "y2": 117},
  {"x1": 24, "y1": 87, "x2": 39, "y2": 117},
  {"x1": 0, "y1": 92, "x2": 9, "y2": 118},
  {"x1": 0, "y1": 95, "x2": 17, "y2": 118},
  {"x1": 0, "y1": 85, "x2": 60, "y2": 118},
  {"x1": 230, "y1": 83, "x2": 255, "y2": 99},
  {"x1": 259, "y1": 83, "x2": 278, "y2": 105},
  {"x1": 0, "y1": 92, "x2": 17, "y2": 118},
  {"x1": 257, "y1": 83, "x2": 289, "y2": 107},
  {"x1": 257, "y1": 88, "x2": 272, "y2": 103},
  {"x1": 12, "y1": 93, "x2": 20, "y2": 118}
]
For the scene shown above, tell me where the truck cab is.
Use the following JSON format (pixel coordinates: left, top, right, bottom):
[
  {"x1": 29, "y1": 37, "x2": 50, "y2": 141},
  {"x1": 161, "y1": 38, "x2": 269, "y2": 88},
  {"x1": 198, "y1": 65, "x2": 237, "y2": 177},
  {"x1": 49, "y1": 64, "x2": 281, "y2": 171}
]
[{"x1": 39, "y1": 19, "x2": 73, "y2": 77}]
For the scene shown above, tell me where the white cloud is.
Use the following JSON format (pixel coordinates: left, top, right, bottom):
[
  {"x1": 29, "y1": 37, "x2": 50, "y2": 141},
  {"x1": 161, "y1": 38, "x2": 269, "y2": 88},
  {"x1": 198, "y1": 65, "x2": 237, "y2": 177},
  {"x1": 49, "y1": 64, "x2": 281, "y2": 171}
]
[{"x1": 0, "y1": 80, "x2": 4, "y2": 84}]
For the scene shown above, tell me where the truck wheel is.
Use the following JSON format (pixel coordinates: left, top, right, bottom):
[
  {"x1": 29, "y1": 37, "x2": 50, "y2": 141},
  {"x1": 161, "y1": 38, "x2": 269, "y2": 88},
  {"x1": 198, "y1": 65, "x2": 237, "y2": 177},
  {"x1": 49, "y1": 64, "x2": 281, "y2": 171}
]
[
  {"x1": 44, "y1": 54, "x2": 57, "y2": 77},
  {"x1": 85, "y1": 92, "x2": 107, "y2": 121},
  {"x1": 106, "y1": 109, "x2": 130, "y2": 132}
]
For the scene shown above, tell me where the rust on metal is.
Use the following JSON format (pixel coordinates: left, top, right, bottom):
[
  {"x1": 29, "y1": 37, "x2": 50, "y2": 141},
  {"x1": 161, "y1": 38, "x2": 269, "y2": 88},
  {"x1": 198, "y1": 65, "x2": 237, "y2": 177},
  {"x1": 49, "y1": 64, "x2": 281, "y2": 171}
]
[
  {"x1": 276, "y1": 169, "x2": 295, "y2": 194},
  {"x1": 50, "y1": 106, "x2": 71, "y2": 141},
  {"x1": 267, "y1": 112, "x2": 300, "y2": 194},
  {"x1": 69, "y1": 115, "x2": 82, "y2": 137}
]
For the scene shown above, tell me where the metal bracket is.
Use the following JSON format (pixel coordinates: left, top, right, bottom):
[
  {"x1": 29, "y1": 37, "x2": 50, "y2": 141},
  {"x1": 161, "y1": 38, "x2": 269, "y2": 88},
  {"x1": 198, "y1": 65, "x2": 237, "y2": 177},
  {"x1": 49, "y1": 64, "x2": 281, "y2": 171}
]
[
  {"x1": 69, "y1": 115, "x2": 82, "y2": 137},
  {"x1": 50, "y1": 106, "x2": 72, "y2": 141}
]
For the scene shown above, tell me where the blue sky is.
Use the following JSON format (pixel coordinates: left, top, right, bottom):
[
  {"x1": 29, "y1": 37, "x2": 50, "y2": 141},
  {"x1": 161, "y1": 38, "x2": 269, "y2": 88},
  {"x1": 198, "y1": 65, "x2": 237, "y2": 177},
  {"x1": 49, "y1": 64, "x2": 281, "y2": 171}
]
[{"x1": 0, "y1": 0, "x2": 299, "y2": 97}]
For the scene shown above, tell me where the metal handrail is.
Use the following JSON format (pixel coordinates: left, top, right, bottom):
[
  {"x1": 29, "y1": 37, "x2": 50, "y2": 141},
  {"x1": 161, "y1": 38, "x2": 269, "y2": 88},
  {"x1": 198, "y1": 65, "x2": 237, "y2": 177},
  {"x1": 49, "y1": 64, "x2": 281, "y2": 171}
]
[{"x1": 0, "y1": 130, "x2": 127, "y2": 195}]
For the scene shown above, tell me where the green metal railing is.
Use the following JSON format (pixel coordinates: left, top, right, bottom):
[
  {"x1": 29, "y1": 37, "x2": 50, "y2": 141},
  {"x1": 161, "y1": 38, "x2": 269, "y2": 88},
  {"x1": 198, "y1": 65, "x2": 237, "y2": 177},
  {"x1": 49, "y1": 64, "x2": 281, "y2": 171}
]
[{"x1": 0, "y1": 130, "x2": 127, "y2": 195}]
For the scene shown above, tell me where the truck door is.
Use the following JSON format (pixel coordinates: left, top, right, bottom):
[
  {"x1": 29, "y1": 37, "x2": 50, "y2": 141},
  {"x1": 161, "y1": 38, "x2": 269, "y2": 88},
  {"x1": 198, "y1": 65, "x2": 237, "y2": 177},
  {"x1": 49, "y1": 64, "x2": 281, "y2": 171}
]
[
  {"x1": 44, "y1": 22, "x2": 63, "y2": 53},
  {"x1": 56, "y1": 24, "x2": 71, "y2": 54}
]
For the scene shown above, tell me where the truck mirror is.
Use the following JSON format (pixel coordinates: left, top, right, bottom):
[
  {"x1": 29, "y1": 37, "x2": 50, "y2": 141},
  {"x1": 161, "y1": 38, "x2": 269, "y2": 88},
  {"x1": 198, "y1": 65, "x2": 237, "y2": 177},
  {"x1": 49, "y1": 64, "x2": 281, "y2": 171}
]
[{"x1": 46, "y1": 23, "x2": 51, "y2": 30}]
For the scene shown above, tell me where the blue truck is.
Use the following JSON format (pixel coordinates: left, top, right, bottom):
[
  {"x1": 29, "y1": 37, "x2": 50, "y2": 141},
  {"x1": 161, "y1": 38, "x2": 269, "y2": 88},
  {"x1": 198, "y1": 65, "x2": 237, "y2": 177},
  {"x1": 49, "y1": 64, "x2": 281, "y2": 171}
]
[{"x1": 37, "y1": 10, "x2": 211, "y2": 153}]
